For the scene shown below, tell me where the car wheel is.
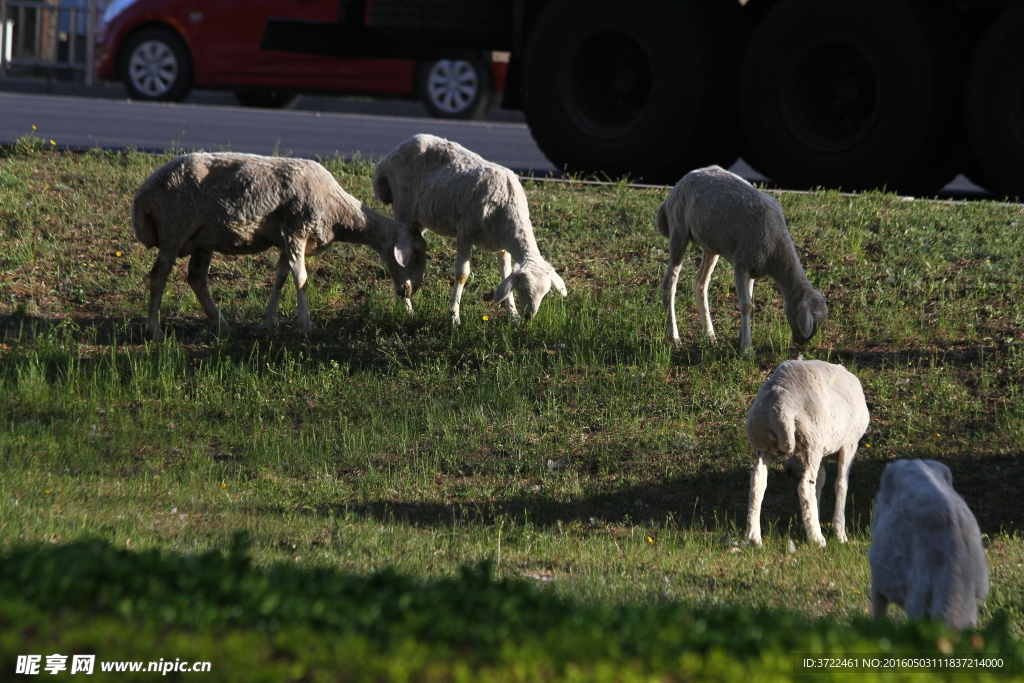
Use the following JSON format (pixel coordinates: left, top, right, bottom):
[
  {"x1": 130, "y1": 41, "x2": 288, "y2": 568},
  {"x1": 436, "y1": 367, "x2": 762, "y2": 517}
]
[
  {"x1": 739, "y1": 0, "x2": 962, "y2": 195},
  {"x1": 233, "y1": 90, "x2": 302, "y2": 110},
  {"x1": 520, "y1": 0, "x2": 739, "y2": 184},
  {"x1": 121, "y1": 28, "x2": 192, "y2": 102},
  {"x1": 965, "y1": 0, "x2": 1024, "y2": 200},
  {"x1": 418, "y1": 60, "x2": 492, "y2": 120}
]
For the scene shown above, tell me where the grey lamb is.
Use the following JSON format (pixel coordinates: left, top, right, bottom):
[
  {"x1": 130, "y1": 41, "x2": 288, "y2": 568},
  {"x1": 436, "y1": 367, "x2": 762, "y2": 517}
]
[
  {"x1": 657, "y1": 165, "x2": 827, "y2": 352},
  {"x1": 746, "y1": 359, "x2": 870, "y2": 548},
  {"x1": 373, "y1": 134, "x2": 566, "y2": 325},
  {"x1": 870, "y1": 459, "x2": 989, "y2": 630},
  {"x1": 132, "y1": 152, "x2": 426, "y2": 341}
]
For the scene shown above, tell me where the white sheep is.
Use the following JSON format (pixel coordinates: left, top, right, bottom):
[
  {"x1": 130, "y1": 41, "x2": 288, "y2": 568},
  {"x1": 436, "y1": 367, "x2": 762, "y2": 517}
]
[
  {"x1": 869, "y1": 459, "x2": 989, "y2": 630},
  {"x1": 132, "y1": 152, "x2": 427, "y2": 341},
  {"x1": 373, "y1": 134, "x2": 566, "y2": 325},
  {"x1": 658, "y1": 165, "x2": 827, "y2": 353},
  {"x1": 745, "y1": 359, "x2": 870, "y2": 548}
]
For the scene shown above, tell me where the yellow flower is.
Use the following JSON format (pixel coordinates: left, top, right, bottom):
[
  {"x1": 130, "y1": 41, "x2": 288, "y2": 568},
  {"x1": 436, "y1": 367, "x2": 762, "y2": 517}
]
[
  {"x1": 44, "y1": 489, "x2": 51, "y2": 494},
  {"x1": 115, "y1": 251, "x2": 123, "y2": 257},
  {"x1": 646, "y1": 536, "x2": 654, "y2": 543},
  {"x1": 49, "y1": 140, "x2": 56, "y2": 146},
  {"x1": 31, "y1": 125, "x2": 37, "y2": 130},
  {"x1": 221, "y1": 482, "x2": 228, "y2": 488},
  {"x1": 482, "y1": 315, "x2": 490, "y2": 321}
]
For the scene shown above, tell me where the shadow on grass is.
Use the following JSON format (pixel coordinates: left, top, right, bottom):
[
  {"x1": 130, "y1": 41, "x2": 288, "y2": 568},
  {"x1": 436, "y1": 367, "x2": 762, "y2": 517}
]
[{"x1": 249, "y1": 450, "x2": 1024, "y2": 539}]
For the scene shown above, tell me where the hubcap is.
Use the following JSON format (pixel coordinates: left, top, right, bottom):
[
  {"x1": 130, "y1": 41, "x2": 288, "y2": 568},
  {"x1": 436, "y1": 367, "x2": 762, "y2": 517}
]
[
  {"x1": 561, "y1": 29, "x2": 653, "y2": 138},
  {"x1": 427, "y1": 60, "x2": 479, "y2": 114},
  {"x1": 780, "y1": 40, "x2": 881, "y2": 153},
  {"x1": 128, "y1": 40, "x2": 179, "y2": 98}
]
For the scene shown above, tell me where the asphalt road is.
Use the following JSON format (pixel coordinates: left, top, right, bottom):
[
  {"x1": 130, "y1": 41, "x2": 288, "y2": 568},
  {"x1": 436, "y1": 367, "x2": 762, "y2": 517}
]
[{"x1": 0, "y1": 90, "x2": 989, "y2": 196}]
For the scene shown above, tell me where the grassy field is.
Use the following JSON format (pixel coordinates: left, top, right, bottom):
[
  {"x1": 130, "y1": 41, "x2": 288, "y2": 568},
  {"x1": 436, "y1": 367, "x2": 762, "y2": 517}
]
[{"x1": 1, "y1": 140, "x2": 1023, "y2": 644}]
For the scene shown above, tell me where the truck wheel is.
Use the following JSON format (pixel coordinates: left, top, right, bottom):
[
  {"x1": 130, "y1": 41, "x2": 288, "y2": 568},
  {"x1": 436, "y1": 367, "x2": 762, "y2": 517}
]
[
  {"x1": 417, "y1": 60, "x2": 493, "y2": 120},
  {"x1": 521, "y1": 0, "x2": 738, "y2": 183},
  {"x1": 739, "y1": 0, "x2": 960, "y2": 195},
  {"x1": 121, "y1": 28, "x2": 192, "y2": 102},
  {"x1": 965, "y1": 0, "x2": 1024, "y2": 200}
]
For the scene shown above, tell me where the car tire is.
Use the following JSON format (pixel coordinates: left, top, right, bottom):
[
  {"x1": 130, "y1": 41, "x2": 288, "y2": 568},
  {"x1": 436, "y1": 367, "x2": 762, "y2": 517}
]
[
  {"x1": 965, "y1": 0, "x2": 1024, "y2": 200},
  {"x1": 520, "y1": 0, "x2": 739, "y2": 183},
  {"x1": 417, "y1": 60, "x2": 493, "y2": 120},
  {"x1": 233, "y1": 90, "x2": 302, "y2": 110},
  {"x1": 120, "y1": 27, "x2": 192, "y2": 102},
  {"x1": 739, "y1": 0, "x2": 961, "y2": 195}
]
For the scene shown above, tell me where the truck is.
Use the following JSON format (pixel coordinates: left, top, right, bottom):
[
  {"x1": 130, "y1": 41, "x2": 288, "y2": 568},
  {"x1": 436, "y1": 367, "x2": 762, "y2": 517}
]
[{"x1": 261, "y1": 0, "x2": 1024, "y2": 198}]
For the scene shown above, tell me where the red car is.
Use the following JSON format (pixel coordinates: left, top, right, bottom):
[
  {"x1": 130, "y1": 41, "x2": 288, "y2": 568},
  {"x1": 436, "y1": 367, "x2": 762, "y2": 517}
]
[{"x1": 95, "y1": 0, "x2": 506, "y2": 119}]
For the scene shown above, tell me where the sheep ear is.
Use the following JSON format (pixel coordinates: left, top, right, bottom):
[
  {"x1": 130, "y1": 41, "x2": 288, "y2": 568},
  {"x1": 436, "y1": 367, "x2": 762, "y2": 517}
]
[
  {"x1": 495, "y1": 271, "x2": 520, "y2": 303},
  {"x1": 393, "y1": 229, "x2": 414, "y2": 267},
  {"x1": 797, "y1": 300, "x2": 814, "y2": 339},
  {"x1": 549, "y1": 267, "x2": 567, "y2": 296}
]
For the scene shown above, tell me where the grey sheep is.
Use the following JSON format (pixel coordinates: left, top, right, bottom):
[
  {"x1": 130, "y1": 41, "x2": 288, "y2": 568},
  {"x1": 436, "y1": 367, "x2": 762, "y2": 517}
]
[
  {"x1": 373, "y1": 134, "x2": 566, "y2": 325},
  {"x1": 132, "y1": 152, "x2": 426, "y2": 341},
  {"x1": 657, "y1": 165, "x2": 827, "y2": 353},
  {"x1": 746, "y1": 359, "x2": 870, "y2": 547},
  {"x1": 870, "y1": 459, "x2": 989, "y2": 630}
]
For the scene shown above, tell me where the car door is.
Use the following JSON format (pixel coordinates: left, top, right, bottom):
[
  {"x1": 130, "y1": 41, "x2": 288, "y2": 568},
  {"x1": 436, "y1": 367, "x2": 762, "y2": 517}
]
[{"x1": 191, "y1": 0, "x2": 337, "y2": 84}]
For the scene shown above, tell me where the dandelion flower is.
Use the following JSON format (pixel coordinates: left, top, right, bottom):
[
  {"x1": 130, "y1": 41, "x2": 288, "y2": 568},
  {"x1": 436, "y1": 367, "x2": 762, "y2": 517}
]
[
  {"x1": 646, "y1": 536, "x2": 654, "y2": 544},
  {"x1": 115, "y1": 251, "x2": 123, "y2": 257},
  {"x1": 44, "y1": 489, "x2": 51, "y2": 494},
  {"x1": 49, "y1": 140, "x2": 56, "y2": 146},
  {"x1": 482, "y1": 315, "x2": 490, "y2": 321},
  {"x1": 221, "y1": 482, "x2": 228, "y2": 488},
  {"x1": 31, "y1": 125, "x2": 37, "y2": 130}
]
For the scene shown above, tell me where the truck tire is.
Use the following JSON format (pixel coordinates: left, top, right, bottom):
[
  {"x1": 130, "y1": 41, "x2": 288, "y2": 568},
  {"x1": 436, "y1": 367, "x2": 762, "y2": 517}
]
[
  {"x1": 120, "y1": 28, "x2": 192, "y2": 103},
  {"x1": 965, "y1": 0, "x2": 1024, "y2": 200},
  {"x1": 521, "y1": 0, "x2": 739, "y2": 183},
  {"x1": 739, "y1": 0, "x2": 960, "y2": 195}
]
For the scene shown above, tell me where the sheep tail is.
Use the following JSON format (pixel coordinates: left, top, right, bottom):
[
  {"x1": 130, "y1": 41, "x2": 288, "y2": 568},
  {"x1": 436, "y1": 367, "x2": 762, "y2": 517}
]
[
  {"x1": 656, "y1": 202, "x2": 670, "y2": 237},
  {"x1": 131, "y1": 196, "x2": 159, "y2": 249}
]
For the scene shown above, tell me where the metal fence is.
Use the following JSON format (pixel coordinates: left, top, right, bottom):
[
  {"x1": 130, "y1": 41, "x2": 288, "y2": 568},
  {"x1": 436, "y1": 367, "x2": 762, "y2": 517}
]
[{"x1": 0, "y1": 0, "x2": 98, "y2": 85}]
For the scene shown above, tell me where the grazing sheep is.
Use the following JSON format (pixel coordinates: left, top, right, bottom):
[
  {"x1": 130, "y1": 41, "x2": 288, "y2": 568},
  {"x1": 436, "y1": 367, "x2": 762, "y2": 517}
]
[
  {"x1": 745, "y1": 360, "x2": 869, "y2": 548},
  {"x1": 869, "y1": 459, "x2": 989, "y2": 630},
  {"x1": 132, "y1": 152, "x2": 426, "y2": 341},
  {"x1": 658, "y1": 165, "x2": 827, "y2": 352},
  {"x1": 373, "y1": 134, "x2": 566, "y2": 325}
]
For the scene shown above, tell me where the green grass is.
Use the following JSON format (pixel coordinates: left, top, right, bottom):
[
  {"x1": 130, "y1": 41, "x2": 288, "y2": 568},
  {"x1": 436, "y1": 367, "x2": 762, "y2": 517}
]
[{"x1": 0, "y1": 142, "x2": 1023, "y2": 660}]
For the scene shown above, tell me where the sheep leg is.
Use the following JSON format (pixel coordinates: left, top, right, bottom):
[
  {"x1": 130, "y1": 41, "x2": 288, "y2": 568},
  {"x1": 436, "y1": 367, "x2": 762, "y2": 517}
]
[
  {"x1": 832, "y1": 444, "x2": 855, "y2": 542},
  {"x1": 146, "y1": 249, "x2": 177, "y2": 342},
  {"x1": 498, "y1": 250, "x2": 519, "y2": 319},
  {"x1": 449, "y1": 239, "x2": 472, "y2": 326},
  {"x1": 798, "y1": 454, "x2": 827, "y2": 547},
  {"x1": 263, "y1": 253, "x2": 292, "y2": 328},
  {"x1": 661, "y1": 229, "x2": 691, "y2": 346},
  {"x1": 746, "y1": 450, "x2": 769, "y2": 546},
  {"x1": 290, "y1": 244, "x2": 313, "y2": 332},
  {"x1": 815, "y1": 461, "x2": 827, "y2": 510},
  {"x1": 733, "y1": 267, "x2": 754, "y2": 353},
  {"x1": 186, "y1": 248, "x2": 230, "y2": 334},
  {"x1": 871, "y1": 587, "x2": 889, "y2": 621},
  {"x1": 694, "y1": 251, "x2": 719, "y2": 343}
]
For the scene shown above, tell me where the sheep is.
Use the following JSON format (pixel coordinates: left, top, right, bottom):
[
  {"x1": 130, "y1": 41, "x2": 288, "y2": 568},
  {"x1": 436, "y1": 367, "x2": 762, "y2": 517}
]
[
  {"x1": 373, "y1": 134, "x2": 566, "y2": 325},
  {"x1": 657, "y1": 165, "x2": 827, "y2": 353},
  {"x1": 745, "y1": 359, "x2": 870, "y2": 548},
  {"x1": 869, "y1": 459, "x2": 989, "y2": 630},
  {"x1": 132, "y1": 152, "x2": 427, "y2": 341}
]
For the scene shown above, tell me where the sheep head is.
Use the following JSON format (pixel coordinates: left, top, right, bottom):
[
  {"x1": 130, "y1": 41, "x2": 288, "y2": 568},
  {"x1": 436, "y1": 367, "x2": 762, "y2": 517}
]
[
  {"x1": 494, "y1": 260, "x2": 567, "y2": 320},
  {"x1": 785, "y1": 290, "x2": 828, "y2": 344},
  {"x1": 385, "y1": 224, "x2": 427, "y2": 299}
]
